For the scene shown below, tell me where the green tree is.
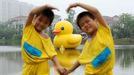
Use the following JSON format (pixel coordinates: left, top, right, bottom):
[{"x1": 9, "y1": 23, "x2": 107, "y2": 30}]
[
  {"x1": 0, "y1": 22, "x2": 22, "y2": 45},
  {"x1": 112, "y1": 13, "x2": 134, "y2": 38},
  {"x1": 0, "y1": 24, "x2": 15, "y2": 38}
]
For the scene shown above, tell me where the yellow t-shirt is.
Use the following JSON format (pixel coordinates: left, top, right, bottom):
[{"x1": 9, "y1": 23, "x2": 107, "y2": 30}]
[
  {"x1": 21, "y1": 23, "x2": 57, "y2": 75},
  {"x1": 78, "y1": 24, "x2": 115, "y2": 75}
]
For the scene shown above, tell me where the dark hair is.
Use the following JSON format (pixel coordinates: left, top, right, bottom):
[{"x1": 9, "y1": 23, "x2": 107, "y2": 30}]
[
  {"x1": 76, "y1": 11, "x2": 95, "y2": 29},
  {"x1": 41, "y1": 9, "x2": 54, "y2": 25}
]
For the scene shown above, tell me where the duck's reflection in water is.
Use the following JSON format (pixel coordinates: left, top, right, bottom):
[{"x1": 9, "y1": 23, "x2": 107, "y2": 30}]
[{"x1": 54, "y1": 49, "x2": 80, "y2": 75}]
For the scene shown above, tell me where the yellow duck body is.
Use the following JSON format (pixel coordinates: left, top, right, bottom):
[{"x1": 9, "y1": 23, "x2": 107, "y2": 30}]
[{"x1": 53, "y1": 20, "x2": 82, "y2": 48}]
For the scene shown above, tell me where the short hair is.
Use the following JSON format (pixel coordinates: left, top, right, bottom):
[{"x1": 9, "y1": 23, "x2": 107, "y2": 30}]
[
  {"x1": 76, "y1": 11, "x2": 95, "y2": 29},
  {"x1": 41, "y1": 9, "x2": 54, "y2": 25}
]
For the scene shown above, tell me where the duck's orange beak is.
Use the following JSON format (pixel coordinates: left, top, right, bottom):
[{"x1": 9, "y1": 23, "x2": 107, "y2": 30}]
[{"x1": 53, "y1": 30, "x2": 61, "y2": 35}]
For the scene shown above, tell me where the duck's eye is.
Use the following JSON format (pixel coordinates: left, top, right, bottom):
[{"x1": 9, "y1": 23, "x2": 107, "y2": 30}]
[{"x1": 61, "y1": 27, "x2": 64, "y2": 30}]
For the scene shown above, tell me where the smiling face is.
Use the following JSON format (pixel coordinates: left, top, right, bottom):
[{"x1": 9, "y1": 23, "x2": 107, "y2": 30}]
[
  {"x1": 78, "y1": 16, "x2": 98, "y2": 35},
  {"x1": 33, "y1": 9, "x2": 54, "y2": 32},
  {"x1": 77, "y1": 11, "x2": 98, "y2": 36},
  {"x1": 34, "y1": 15, "x2": 50, "y2": 32},
  {"x1": 53, "y1": 21, "x2": 73, "y2": 35}
]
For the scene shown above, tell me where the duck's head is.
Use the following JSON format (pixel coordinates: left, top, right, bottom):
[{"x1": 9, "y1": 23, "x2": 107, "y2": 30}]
[{"x1": 53, "y1": 20, "x2": 73, "y2": 35}]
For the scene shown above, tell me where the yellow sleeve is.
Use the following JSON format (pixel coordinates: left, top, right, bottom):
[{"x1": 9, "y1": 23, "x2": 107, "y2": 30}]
[
  {"x1": 23, "y1": 24, "x2": 34, "y2": 35},
  {"x1": 22, "y1": 23, "x2": 35, "y2": 42},
  {"x1": 42, "y1": 38, "x2": 57, "y2": 59},
  {"x1": 99, "y1": 24, "x2": 111, "y2": 34},
  {"x1": 78, "y1": 41, "x2": 91, "y2": 64}
]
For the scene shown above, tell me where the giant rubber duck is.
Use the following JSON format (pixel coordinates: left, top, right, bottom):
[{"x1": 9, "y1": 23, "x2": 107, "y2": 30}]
[{"x1": 53, "y1": 20, "x2": 82, "y2": 49}]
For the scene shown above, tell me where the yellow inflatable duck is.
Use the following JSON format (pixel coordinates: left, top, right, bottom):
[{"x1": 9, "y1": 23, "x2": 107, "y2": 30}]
[{"x1": 53, "y1": 20, "x2": 82, "y2": 48}]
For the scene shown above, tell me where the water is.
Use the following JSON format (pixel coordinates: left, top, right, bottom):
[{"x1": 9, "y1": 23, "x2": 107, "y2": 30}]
[{"x1": 0, "y1": 45, "x2": 134, "y2": 75}]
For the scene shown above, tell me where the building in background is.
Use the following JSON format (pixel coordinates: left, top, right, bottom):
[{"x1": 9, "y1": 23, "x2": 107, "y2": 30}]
[
  {"x1": 7, "y1": 16, "x2": 27, "y2": 31},
  {"x1": 0, "y1": 0, "x2": 61, "y2": 29},
  {"x1": 0, "y1": 0, "x2": 33, "y2": 22},
  {"x1": 103, "y1": 16, "x2": 119, "y2": 26},
  {"x1": 7, "y1": 15, "x2": 61, "y2": 32}
]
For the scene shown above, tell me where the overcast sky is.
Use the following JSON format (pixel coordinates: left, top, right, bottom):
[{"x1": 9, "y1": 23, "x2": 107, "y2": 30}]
[{"x1": 18, "y1": 0, "x2": 134, "y2": 19}]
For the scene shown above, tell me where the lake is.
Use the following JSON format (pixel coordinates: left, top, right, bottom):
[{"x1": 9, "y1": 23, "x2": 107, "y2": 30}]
[{"x1": 0, "y1": 45, "x2": 134, "y2": 75}]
